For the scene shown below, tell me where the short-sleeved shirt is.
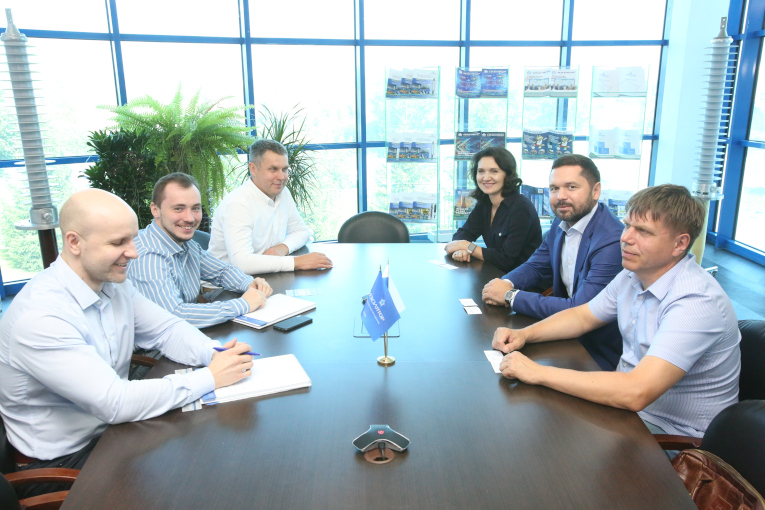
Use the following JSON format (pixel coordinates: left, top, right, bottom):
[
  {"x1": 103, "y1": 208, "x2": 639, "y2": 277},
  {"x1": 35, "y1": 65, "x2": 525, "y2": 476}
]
[{"x1": 588, "y1": 254, "x2": 740, "y2": 437}]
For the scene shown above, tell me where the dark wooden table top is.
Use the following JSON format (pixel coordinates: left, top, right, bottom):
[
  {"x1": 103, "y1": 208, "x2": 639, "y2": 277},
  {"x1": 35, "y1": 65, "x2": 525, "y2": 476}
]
[{"x1": 62, "y1": 243, "x2": 695, "y2": 510}]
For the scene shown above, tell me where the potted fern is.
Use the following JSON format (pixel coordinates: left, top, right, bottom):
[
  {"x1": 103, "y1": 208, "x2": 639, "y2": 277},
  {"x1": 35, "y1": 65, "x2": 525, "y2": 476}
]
[
  {"x1": 242, "y1": 105, "x2": 319, "y2": 213},
  {"x1": 100, "y1": 86, "x2": 256, "y2": 211}
]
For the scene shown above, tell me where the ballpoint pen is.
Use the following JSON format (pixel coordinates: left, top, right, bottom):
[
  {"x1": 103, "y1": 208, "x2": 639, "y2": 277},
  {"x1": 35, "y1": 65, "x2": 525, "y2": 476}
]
[{"x1": 213, "y1": 346, "x2": 260, "y2": 356}]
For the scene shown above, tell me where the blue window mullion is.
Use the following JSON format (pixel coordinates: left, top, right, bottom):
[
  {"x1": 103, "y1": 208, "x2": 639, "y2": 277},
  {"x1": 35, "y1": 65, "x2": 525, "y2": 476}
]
[
  {"x1": 239, "y1": 0, "x2": 256, "y2": 131},
  {"x1": 355, "y1": 0, "x2": 368, "y2": 212},
  {"x1": 716, "y1": 0, "x2": 765, "y2": 248},
  {"x1": 106, "y1": 0, "x2": 127, "y2": 105}
]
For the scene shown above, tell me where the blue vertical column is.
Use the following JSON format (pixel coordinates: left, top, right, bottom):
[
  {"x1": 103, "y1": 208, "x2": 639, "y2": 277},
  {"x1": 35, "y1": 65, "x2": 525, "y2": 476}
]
[
  {"x1": 649, "y1": 0, "x2": 674, "y2": 186},
  {"x1": 239, "y1": 0, "x2": 256, "y2": 131},
  {"x1": 355, "y1": 0, "x2": 368, "y2": 211},
  {"x1": 558, "y1": 0, "x2": 574, "y2": 133},
  {"x1": 715, "y1": 0, "x2": 763, "y2": 248},
  {"x1": 106, "y1": 0, "x2": 127, "y2": 105}
]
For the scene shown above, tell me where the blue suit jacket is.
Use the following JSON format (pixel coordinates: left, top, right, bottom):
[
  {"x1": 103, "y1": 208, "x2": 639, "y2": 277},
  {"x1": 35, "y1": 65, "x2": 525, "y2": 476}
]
[{"x1": 504, "y1": 203, "x2": 624, "y2": 370}]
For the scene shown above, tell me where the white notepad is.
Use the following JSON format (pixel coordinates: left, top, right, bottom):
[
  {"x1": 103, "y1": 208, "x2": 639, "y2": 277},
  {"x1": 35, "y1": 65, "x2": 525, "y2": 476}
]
[
  {"x1": 233, "y1": 293, "x2": 316, "y2": 330},
  {"x1": 201, "y1": 354, "x2": 311, "y2": 405}
]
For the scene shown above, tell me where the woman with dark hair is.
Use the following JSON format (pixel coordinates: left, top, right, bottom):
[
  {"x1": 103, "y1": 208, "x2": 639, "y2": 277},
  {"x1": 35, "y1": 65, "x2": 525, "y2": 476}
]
[{"x1": 445, "y1": 147, "x2": 542, "y2": 272}]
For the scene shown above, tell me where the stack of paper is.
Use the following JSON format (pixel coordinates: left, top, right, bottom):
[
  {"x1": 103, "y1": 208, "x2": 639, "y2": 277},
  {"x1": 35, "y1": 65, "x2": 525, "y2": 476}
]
[
  {"x1": 233, "y1": 293, "x2": 316, "y2": 330},
  {"x1": 201, "y1": 354, "x2": 311, "y2": 405}
]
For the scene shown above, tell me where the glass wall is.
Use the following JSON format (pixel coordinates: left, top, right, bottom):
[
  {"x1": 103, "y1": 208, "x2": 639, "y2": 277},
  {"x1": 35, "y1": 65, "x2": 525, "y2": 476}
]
[{"x1": 0, "y1": 0, "x2": 668, "y2": 289}]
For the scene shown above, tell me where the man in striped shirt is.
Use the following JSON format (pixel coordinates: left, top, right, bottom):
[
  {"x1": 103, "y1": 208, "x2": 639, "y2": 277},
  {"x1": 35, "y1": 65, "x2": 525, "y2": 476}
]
[
  {"x1": 492, "y1": 184, "x2": 740, "y2": 439},
  {"x1": 128, "y1": 173, "x2": 273, "y2": 328}
]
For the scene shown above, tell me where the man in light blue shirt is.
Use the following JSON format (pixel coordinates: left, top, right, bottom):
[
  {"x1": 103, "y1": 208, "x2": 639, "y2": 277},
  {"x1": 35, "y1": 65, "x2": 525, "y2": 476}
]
[
  {"x1": 0, "y1": 189, "x2": 255, "y2": 490},
  {"x1": 128, "y1": 173, "x2": 272, "y2": 328},
  {"x1": 492, "y1": 184, "x2": 740, "y2": 438}
]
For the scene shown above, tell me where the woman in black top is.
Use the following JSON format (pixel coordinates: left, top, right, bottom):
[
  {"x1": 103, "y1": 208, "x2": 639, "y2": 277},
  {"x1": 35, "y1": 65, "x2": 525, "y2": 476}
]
[{"x1": 445, "y1": 147, "x2": 542, "y2": 272}]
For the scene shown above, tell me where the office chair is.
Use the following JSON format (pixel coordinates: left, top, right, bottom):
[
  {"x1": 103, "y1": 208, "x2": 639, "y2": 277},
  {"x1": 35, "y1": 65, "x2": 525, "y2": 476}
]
[
  {"x1": 657, "y1": 401, "x2": 765, "y2": 509},
  {"x1": 1, "y1": 419, "x2": 79, "y2": 510},
  {"x1": 337, "y1": 211, "x2": 410, "y2": 243},
  {"x1": 737, "y1": 320, "x2": 765, "y2": 401},
  {"x1": 192, "y1": 230, "x2": 211, "y2": 250}
]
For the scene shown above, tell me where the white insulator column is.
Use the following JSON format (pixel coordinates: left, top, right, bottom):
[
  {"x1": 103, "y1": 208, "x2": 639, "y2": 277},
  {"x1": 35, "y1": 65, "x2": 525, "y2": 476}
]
[
  {"x1": 1, "y1": 9, "x2": 59, "y2": 267},
  {"x1": 690, "y1": 16, "x2": 732, "y2": 263},
  {"x1": 1, "y1": 9, "x2": 57, "y2": 227}
]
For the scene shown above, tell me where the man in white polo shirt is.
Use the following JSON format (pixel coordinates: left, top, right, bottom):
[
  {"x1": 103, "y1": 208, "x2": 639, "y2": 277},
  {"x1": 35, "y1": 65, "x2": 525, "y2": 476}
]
[
  {"x1": 492, "y1": 184, "x2": 740, "y2": 439},
  {"x1": 208, "y1": 139, "x2": 333, "y2": 274}
]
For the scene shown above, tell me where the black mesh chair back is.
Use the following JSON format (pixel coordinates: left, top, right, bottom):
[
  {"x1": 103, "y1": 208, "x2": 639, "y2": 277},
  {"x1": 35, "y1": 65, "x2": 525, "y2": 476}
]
[
  {"x1": 0, "y1": 474, "x2": 22, "y2": 510},
  {"x1": 0, "y1": 419, "x2": 14, "y2": 475},
  {"x1": 337, "y1": 211, "x2": 410, "y2": 243},
  {"x1": 192, "y1": 230, "x2": 211, "y2": 250},
  {"x1": 700, "y1": 400, "x2": 765, "y2": 498},
  {"x1": 738, "y1": 320, "x2": 765, "y2": 401}
]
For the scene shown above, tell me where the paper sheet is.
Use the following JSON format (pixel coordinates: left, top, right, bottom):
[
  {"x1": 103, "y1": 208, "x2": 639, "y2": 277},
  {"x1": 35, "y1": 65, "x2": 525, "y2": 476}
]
[{"x1": 484, "y1": 350, "x2": 504, "y2": 374}]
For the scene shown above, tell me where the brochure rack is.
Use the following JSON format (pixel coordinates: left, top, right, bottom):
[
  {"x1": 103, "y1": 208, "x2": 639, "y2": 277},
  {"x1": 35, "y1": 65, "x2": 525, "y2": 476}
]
[
  {"x1": 384, "y1": 67, "x2": 441, "y2": 239},
  {"x1": 519, "y1": 66, "x2": 580, "y2": 227},
  {"x1": 450, "y1": 67, "x2": 510, "y2": 237},
  {"x1": 587, "y1": 65, "x2": 650, "y2": 219}
]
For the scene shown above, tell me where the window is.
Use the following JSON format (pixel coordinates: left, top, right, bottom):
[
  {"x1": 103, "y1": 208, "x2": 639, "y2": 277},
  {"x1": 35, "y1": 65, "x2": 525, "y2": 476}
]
[{"x1": 0, "y1": 0, "x2": 671, "y2": 292}]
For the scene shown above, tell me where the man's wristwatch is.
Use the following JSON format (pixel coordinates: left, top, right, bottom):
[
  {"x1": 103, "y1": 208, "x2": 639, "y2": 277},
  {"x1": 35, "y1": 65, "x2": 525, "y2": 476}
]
[
  {"x1": 467, "y1": 242, "x2": 477, "y2": 254},
  {"x1": 504, "y1": 289, "x2": 519, "y2": 310}
]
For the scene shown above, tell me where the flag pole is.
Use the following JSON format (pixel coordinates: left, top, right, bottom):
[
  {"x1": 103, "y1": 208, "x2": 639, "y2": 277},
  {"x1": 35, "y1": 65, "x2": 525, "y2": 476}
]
[{"x1": 377, "y1": 331, "x2": 395, "y2": 366}]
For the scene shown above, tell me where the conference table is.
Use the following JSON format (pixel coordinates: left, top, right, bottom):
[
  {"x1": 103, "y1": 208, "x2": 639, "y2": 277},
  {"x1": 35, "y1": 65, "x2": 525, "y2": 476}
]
[{"x1": 61, "y1": 243, "x2": 695, "y2": 510}]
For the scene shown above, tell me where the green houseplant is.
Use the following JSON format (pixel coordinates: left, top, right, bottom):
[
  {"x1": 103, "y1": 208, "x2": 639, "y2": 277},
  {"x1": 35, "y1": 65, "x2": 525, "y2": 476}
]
[
  {"x1": 100, "y1": 86, "x2": 255, "y2": 210},
  {"x1": 83, "y1": 129, "x2": 160, "y2": 229},
  {"x1": 242, "y1": 105, "x2": 319, "y2": 213}
]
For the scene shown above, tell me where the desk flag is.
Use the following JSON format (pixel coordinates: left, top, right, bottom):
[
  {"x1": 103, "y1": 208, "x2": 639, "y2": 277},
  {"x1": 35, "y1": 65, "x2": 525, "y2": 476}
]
[{"x1": 361, "y1": 264, "x2": 405, "y2": 341}]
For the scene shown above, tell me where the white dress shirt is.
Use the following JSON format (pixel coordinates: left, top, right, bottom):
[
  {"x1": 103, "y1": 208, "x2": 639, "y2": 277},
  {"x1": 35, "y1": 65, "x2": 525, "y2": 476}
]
[
  {"x1": 558, "y1": 203, "x2": 598, "y2": 298},
  {"x1": 208, "y1": 179, "x2": 310, "y2": 274},
  {"x1": 0, "y1": 257, "x2": 218, "y2": 460}
]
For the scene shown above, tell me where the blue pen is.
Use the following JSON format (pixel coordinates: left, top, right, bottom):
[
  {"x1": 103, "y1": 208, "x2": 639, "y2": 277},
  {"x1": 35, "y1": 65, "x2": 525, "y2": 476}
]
[{"x1": 213, "y1": 346, "x2": 260, "y2": 356}]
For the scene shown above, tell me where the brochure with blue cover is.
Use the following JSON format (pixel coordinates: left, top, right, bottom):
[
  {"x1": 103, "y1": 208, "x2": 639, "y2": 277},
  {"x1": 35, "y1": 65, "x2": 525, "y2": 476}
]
[
  {"x1": 456, "y1": 69, "x2": 482, "y2": 98},
  {"x1": 455, "y1": 131, "x2": 481, "y2": 160},
  {"x1": 481, "y1": 68, "x2": 509, "y2": 97}
]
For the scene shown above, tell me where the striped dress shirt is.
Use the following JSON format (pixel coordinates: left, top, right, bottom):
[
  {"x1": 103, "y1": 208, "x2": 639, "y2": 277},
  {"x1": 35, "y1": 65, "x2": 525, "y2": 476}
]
[
  {"x1": 128, "y1": 221, "x2": 255, "y2": 328},
  {"x1": 589, "y1": 254, "x2": 741, "y2": 437}
]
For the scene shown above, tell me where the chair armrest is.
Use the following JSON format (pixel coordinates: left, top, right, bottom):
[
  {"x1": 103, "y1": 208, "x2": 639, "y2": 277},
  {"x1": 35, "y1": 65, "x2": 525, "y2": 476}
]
[
  {"x1": 19, "y1": 489, "x2": 69, "y2": 510},
  {"x1": 5, "y1": 468, "x2": 79, "y2": 487},
  {"x1": 653, "y1": 434, "x2": 702, "y2": 451},
  {"x1": 130, "y1": 354, "x2": 158, "y2": 368}
]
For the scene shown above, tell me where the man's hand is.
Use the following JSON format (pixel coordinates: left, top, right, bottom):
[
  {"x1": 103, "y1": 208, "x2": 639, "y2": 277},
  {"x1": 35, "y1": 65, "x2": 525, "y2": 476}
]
[
  {"x1": 492, "y1": 327, "x2": 528, "y2": 353},
  {"x1": 263, "y1": 244, "x2": 289, "y2": 256},
  {"x1": 444, "y1": 240, "x2": 469, "y2": 255},
  {"x1": 482, "y1": 278, "x2": 514, "y2": 306},
  {"x1": 209, "y1": 338, "x2": 254, "y2": 388},
  {"x1": 451, "y1": 249, "x2": 471, "y2": 263},
  {"x1": 242, "y1": 287, "x2": 267, "y2": 312},
  {"x1": 294, "y1": 252, "x2": 333, "y2": 270},
  {"x1": 499, "y1": 351, "x2": 542, "y2": 384},
  {"x1": 249, "y1": 277, "x2": 273, "y2": 297}
]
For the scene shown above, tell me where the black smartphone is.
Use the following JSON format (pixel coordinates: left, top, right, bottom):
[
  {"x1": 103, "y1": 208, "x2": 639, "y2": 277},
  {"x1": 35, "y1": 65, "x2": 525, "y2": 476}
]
[{"x1": 273, "y1": 315, "x2": 313, "y2": 332}]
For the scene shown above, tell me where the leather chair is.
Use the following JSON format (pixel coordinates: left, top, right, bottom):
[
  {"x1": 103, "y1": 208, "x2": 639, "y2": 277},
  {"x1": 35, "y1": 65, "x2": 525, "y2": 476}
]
[
  {"x1": 337, "y1": 211, "x2": 410, "y2": 243},
  {"x1": 192, "y1": 230, "x2": 211, "y2": 250},
  {"x1": 657, "y1": 401, "x2": 765, "y2": 508},
  {"x1": 1, "y1": 419, "x2": 79, "y2": 510},
  {"x1": 738, "y1": 320, "x2": 765, "y2": 401}
]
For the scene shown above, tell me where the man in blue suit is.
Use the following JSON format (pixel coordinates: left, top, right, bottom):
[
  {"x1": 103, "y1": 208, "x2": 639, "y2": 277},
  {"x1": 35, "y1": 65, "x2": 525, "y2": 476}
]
[{"x1": 482, "y1": 154, "x2": 624, "y2": 370}]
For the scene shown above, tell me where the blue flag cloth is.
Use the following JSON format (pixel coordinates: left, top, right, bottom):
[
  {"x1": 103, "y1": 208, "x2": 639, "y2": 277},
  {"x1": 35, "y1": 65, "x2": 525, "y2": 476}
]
[{"x1": 361, "y1": 270, "x2": 401, "y2": 341}]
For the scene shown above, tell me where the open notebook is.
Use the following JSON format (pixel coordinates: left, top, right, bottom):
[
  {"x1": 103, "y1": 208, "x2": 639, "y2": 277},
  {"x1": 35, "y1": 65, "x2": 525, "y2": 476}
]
[
  {"x1": 233, "y1": 293, "x2": 316, "y2": 330},
  {"x1": 201, "y1": 354, "x2": 311, "y2": 405}
]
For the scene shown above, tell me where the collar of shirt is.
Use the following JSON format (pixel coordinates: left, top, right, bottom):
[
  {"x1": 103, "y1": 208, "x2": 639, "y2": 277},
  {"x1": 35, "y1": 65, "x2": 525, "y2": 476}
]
[
  {"x1": 146, "y1": 221, "x2": 186, "y2": 255},
  {"x1": 51, "y1": 256, "x2": 116, "y2": 310},
  {"x1": 627, "y1": 253, "x2": 695, "y2": 298},
  {"x1": 246, "y1": 177, "x2": 283, "y2": 208},
  {"x1": 558, "y1": 202, "x2": 599, "y2": 236}
]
